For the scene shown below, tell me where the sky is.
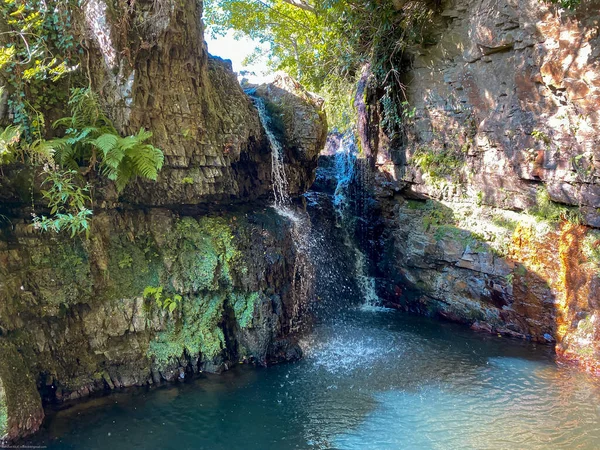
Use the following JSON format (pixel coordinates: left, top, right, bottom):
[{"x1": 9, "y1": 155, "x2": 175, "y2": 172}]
[{"x1": 205, "y1": 31, "x2": 273, "y2": 83}]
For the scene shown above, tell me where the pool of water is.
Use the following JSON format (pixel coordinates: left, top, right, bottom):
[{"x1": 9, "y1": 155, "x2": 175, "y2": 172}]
[{"x1": 34, "y1": 307, "x2": 600, "y2": 450}]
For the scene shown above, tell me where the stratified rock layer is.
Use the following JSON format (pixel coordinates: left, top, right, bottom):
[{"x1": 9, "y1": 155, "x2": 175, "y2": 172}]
[
  {"x1": 360, "y1": 0, "x2": 600, "y2": 374},
  {"x1": 0, "y1": 207, "x2": 308, "y2": 441},
  {"x1": 0, "y1": 0, "x2": 327, "y2": 440}
]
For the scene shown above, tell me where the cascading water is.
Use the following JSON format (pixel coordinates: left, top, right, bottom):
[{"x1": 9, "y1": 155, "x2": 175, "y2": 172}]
[
  {"x1": 331, "y1": 133, "x2": 380, "y2": 306},
  {"x1": 249, "y1": 93, "x2": 314, "y2": 328},
  {"x1": 250, "y1": 96, "x2": 290, "y2": 207}
]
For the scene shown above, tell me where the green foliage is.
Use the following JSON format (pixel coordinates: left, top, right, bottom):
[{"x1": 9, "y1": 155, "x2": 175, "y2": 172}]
[
  {"x1": 231, "y1": 291, "x2": 260, "y2": 329},
  {"x1": 548, "y1": 0, "x2": 580, "y2": 9},
  {"x1": 50, "y1": 88, "x2": 165, "y2": 192},
  {"x1": 118, "y1": 254, "x2": 133, "y2": 269},
  {"x1": 205, "y1": 0, "x2": 435, "y2": 132},
  {"x1": 505, "y1": 273, "x2": 514, "y2": 286},
  {"x1": 419, "y1": 200, "x2": 455, "y2": 230},
  {"x1": 32, "y1": 169, "x2": 92, "y2": 237},
  {"x1": 529, "y1": 187, "x2": 582, "y2": 224},
  {"x1": 8, "y1": 87, "x2": 164, "y2": 237},
  {"x1": 169, "y1": 217, "x2": 239, "y2": 292},
  {"x1": 411, "y1": 146, "x2": 465, "y2": 184},
  {"x1": 0, "y1": 381, "x2": 7, "y2": 439},
  {"x1": 1, "y1": 0, "x2": 78, "y2": 140},
  {"x1": 531, "y1": 129, "x2": 551, "y2": 145},
  {"x1": 148, "y1": 294, "x2": 226, "y2": 365},
  {"x1": 106, "y1": 232, "x2": 162, "y2": 299},
  {"x1": 0, "y1": 125, "x2": 22, "y2": 165},
  {"x1": 583, "y1": 231, "x2": 600, "y2": 275},
  {"x1": 143, "y1": 286, "x2": 182, "y2": 314},
  {"x1": 180, "y1": 177, "x2": 194, "y2": 185}
]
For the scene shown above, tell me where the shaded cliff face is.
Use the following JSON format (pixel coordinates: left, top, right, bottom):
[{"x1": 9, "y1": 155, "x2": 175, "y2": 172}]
[
  {"x1": 0, "y1": 207, "x2": 311, "y2": 441},
  {"x1": 0, "y1": 1, "x2": 327, "y2": 441},
  {"x1": 358, "y1": 0, "x2": 600, "y2": 374},
  {"x1": 0, "y1": 1, "x2": 325, "y2": 210}
]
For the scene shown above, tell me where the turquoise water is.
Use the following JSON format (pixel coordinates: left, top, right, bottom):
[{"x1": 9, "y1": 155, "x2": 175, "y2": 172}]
[{"x1": 36, "y1": 307, "x2": 600, "y2": 449}]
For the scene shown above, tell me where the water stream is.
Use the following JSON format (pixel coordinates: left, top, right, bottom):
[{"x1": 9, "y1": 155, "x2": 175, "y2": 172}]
[
  {"x1": 250, "y1": 95, "x2": 290, "y2": 207},
  {"x1": 331, "y1": 134, "x2": 379, "y2": 306}
]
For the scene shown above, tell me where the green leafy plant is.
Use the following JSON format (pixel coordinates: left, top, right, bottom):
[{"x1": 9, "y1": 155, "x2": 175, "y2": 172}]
[
  {"x1": 205, "y1": 0, "x2": 435, "y2": 132},
  {"x1": 505, "y1": 273, "x2": 514, "y2": 285},
  {"x1": 582, "y1": 231, "x2": 600, "y2": 275},
  {"x1": 411, "y1": 146, "x2": 465, "y2": 184},
  {"x1": 548, "y1": 0, "x2": 580, "y2": 9},
  {"x1": 531, "y1": 129, "x2": 551, "y2": 145},
  {"x1": 143, "y1": 286, "x2": 182, "y2": 314},
  {"x1": 49, "y1": 88, "x2": 165, "y2": 192},
  {"x1": 529, "y1": 187, "x2": 582, "y2": 224},
  {"x1": 1, "y1": 0, "x2": 78, "y2": 140},
  {"x1": 32, "y1": 169, "x2": 93, "y2": 237},
  {"x1": 0, "y1": 125, "x2": 22, "y2": 166}
]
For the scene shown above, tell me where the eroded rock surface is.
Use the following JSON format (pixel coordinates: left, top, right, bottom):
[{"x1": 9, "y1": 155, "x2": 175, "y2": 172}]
[
  {"x1": 357, "y1": 0, "x2": 600, "y2": 374},
  {"x1": 0, "y1": 207, "x2": 310, "y2": 440}
]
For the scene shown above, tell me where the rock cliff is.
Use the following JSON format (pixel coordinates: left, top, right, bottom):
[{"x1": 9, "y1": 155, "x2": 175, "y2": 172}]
[
  {"x1": 354, "y1": 0, "x2": 600, "y2": 375},
  {"x1": 0, "y1": 0, "x2": 326, "y2": 442}
]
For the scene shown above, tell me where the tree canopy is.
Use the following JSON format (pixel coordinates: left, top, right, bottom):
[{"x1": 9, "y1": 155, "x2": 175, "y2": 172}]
[{"x1": 204, "y1": 0, "x2": 437, "y2": 130}]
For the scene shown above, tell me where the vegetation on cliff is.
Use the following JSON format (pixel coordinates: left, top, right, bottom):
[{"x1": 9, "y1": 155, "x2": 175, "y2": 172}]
[
  {"x1": 205, "y1": 0, "x2": 437, "y2": 131},
  {"x1": 0, "y1": 1, "x2": 164, "y2": 235}
]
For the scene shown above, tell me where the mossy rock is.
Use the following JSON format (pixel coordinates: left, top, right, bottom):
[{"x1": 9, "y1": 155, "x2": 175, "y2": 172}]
[
  {"x1": 0, "y1": 341, "x2": 44, "y2": 442},
  {"x1": 167, "y1": 216, "x2": 240, "y2": 293},
  {"x1": 148, "y1": 293, "x2": 227, "y2": 369}
]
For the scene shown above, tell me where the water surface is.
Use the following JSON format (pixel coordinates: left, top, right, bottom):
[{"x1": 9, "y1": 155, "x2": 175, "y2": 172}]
[{"x1": 36, "y1": 307, "x2": 600, "y2": 449}]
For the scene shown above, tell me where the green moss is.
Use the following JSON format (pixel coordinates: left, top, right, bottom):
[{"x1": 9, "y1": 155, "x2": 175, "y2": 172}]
[
  {"x1": 530, "y1": 187, "x2": 582, "y2": 224},
  {"x1": 148, "y1": 294, "x2": 226, "y2": 366},
  {"x1": 168, "y1": 216, "x2": 240, "y2": 293},
  {"x1": 0, "y1": 341, "x2": 43, "y2": 439},
  {"x1": 30, "y1": 239, "x2": 92, "y2": 307},
  {"x1": 405, "y1": 199, "x2": 428, "y2": 210},
  {"x1": 410, "y1": 146, "x2": 465, "y2": 184},
  {"x1": 583, "y1": 230, "x2": 600, "y2": 274},
  {"x1": 0, "y1": 380, "x2": 7, "y2": 439},
  {"x1": 422, "y1": 201, "x2": 455, "y2": 230},
  {"x1": 231, "y1": 291, "x2": 260, "y2": 329},
  {"x1": 106, "y1": 233, "x2": 162, "y2": 300}
]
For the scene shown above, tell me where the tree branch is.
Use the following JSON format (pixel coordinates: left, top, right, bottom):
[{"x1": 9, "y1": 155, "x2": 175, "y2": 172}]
[{"x1": 281, "y1": 0, "x2": 315, "y2": 12}]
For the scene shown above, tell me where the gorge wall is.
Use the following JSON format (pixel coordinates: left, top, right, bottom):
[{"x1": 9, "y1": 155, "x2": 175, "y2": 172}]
[
  {"x1": 0, "y1": 0, "x2": 326, "y2": 442},
  {"x1": 361, "y1": 0, "x2": 600, "y2": 375}
]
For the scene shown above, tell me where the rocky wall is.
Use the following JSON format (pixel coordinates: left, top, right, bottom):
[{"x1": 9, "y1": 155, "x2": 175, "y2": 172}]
[
  {"x1": 365, "y1": 0, "x2": 600, "y2": 374},
  {"x1": 0, "y1": 206, "x2": 309, "y2": 441}
]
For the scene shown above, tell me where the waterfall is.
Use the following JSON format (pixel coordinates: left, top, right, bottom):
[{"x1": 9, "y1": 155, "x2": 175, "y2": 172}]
[
  {"x1": 249, "y1": 93, "x2": 314, "y2": 324},
  {"x1": 251, "y1": 96, "x2": 290, "y2": 207},
  {"x1": 332, "y1": 133, "x2": 380, "y2": 306}
]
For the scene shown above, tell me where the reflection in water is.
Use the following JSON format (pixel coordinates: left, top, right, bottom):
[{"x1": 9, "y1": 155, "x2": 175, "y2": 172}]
[{"x1": 35, "y1": 309, "x2": 600, "y2": 450}]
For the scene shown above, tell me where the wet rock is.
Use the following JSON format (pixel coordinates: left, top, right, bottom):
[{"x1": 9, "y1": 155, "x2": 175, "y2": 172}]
[
  {"x1": 253, "y1": 73, "x2": 328, "y2": 197},
  {"x1": 0, "y1": 207, "x2": 310, "y2": 431},
  {"x1": 0, "y1": 342, "x2": 44, "y2": 441}
]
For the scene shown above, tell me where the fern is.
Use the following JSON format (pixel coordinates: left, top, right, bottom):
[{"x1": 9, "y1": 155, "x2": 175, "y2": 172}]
[
  {"x1": 48, "y1": 88, "x2": 165, "y2": 192},
  {"x1": 0, "y1": 125, "x2": 21, "y2": 165}
]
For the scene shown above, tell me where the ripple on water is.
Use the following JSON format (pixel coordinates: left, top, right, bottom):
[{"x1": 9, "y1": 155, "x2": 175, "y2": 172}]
[{"x1": 35, "y1": 309, "x2": 600, "y2": 450}]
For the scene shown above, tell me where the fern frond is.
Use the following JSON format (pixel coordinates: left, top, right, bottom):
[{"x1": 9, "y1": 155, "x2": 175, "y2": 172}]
[
  {"x1": 135, "y1": 128, "x2": 153, "y2": 143},
  {"x1": 28, "y1": 139, "x2": 57, "y2": 165},
  {"x1": 91, "y1": 133, "x2": 119, "y2": 157},
  {"x1": 115, "y1": 161, "x2": 134, "y2": 192},
  {"x1": 126, "y1": 144, "x2": 164, "y2": 180}
]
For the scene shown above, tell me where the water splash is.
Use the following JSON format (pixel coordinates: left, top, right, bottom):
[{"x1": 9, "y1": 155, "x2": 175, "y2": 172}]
[{"x1": 249, "y1": 93, "x2": 315, "y2": 321}]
